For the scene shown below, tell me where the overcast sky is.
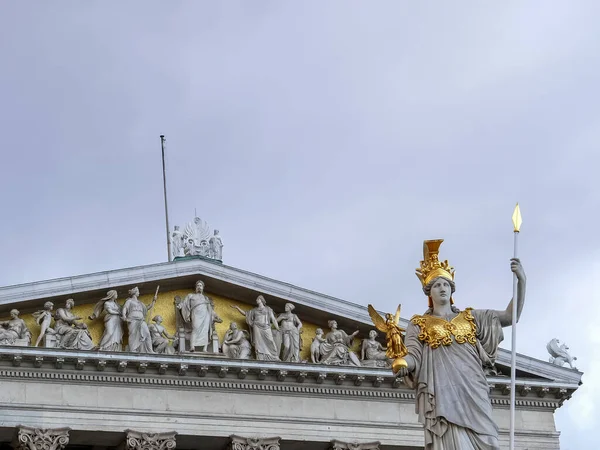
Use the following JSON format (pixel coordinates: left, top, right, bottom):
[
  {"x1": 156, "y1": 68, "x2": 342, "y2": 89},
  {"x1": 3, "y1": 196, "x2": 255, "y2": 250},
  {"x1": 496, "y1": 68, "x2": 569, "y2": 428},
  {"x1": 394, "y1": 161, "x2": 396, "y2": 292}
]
[{"x1": 1, "y1": 1, "x2": 598, "y2": 448}]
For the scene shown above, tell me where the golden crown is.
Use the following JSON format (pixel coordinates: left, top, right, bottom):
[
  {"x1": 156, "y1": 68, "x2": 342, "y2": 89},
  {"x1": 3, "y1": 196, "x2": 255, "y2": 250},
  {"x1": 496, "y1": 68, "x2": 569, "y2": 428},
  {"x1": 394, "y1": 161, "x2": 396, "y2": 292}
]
[{"x1": 415, "y1": 239, "x2": 455, "y2": 288}]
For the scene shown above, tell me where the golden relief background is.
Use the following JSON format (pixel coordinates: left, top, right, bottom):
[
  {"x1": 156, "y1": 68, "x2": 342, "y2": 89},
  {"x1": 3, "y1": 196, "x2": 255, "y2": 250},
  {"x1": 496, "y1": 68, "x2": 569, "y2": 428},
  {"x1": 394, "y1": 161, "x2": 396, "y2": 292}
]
[{"x1": 1, "y1": 289, "x2": 355, "y2": 361}]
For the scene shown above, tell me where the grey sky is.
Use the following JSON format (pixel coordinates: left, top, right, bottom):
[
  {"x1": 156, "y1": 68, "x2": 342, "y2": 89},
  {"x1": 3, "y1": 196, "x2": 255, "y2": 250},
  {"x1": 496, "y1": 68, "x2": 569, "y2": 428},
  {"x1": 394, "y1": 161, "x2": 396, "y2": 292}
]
[{"x1": 1, "y1": 1, "x2": 598, "y2": 447}]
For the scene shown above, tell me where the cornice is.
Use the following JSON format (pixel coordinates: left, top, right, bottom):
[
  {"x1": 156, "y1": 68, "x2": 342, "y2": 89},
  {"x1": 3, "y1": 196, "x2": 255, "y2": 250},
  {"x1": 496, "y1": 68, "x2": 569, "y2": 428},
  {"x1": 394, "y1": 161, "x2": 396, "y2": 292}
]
[{"x1": 0, "y1": 347, "x2": 576, "y2": 407}]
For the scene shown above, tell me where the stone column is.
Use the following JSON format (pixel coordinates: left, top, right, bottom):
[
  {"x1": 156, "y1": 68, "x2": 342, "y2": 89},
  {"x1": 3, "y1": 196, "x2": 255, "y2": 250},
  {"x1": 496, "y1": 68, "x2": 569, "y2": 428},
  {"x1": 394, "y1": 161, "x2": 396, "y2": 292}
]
[
  {"x1": 229, "y1": 435, "x2": 280, "y2": 450},
  {"x1": 124, "y1": 430, "x2": 177, "y2": 450},
  {"x1": 13, "y1": 426, "x2": 70, "y2": 450},
  {"x1": 330, "y1": 440, "x2": 380, "y2": 450}
]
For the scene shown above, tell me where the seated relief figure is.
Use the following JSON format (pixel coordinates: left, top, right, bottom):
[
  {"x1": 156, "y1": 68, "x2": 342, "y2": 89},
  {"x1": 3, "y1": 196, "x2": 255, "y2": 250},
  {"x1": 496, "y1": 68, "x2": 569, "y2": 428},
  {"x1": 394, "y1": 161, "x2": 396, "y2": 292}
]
[
  {"x1": 32, "y1": 301, "x2": 54, "y2": 347},
  {"x1": 149, "y1": 315, "x2": 177, "y2": 355},
  {"x1": 360, "y1": 330, "x2": 390, "y2": 367},
  {"x1": 0, "y1": 309, "x2": 31, "y2": 346},
  {"x1": 393, "y1": 240, "x2": 526, "y2": 450},
  {"x1": 222, "y1": 322, "x2": 251, "y2": 360},
  {"x1": 53, "y1": 299, "x2": 94, "y2": 350},
  {"x1": 89, "y1": 290, "x2": 123, "y2": 351},
  {"x1": 316, "y1": 320, "x2": 361, "y2": 366},
  {"x1": 231, "y1": 295, "x2": 280, "y2": 361}
]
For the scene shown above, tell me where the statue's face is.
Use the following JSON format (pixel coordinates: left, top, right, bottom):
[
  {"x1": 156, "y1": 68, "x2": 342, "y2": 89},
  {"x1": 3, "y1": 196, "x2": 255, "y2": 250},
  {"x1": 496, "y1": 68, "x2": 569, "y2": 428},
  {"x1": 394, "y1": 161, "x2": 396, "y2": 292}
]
[
  {"x1": 230, "y1": 323, "x2": 238, "y2": 331},
  {"x1": 256, "y1": 297, "x2": 265, "y2": 306},
  {"x1": 330, "y1": 321, "x2": 338, "y2": 330},
  {"x1": 66, "y1": 300, "x2": 74, "y2": 309},
  {"x1": 430, "y1": 277, "x2": 452, "y2": 307},
  {"x1": 369, "y1": 330, "x2": 377, "y2": 339},
  {"x1": 196, "y1": 283, "x2": 204, "y2": 293}
]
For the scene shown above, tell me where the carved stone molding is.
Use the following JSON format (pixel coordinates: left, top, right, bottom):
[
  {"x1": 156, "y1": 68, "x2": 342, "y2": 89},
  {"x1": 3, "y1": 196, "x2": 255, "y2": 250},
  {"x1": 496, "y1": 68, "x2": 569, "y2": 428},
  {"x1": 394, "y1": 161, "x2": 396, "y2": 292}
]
[
  {"x1": 229, "y1": 435, "x2": 280, "y2": 450},
  {"x1": 330, "y1": 440, "x2": 380, "y2": 450},
  {"x1": 13, "y1": 426, "x2": 70, "y2": 450},
  {"x1": 125, "y1": 430, "x2": 177, "y2": 450}
]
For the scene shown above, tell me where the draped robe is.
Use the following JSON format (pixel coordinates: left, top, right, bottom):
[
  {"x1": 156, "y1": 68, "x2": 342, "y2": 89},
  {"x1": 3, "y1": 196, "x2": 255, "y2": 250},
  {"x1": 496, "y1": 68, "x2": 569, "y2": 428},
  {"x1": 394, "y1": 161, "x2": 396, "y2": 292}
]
[{"x1": 404, "y1": 309, "x2": 504, "y2": 450}]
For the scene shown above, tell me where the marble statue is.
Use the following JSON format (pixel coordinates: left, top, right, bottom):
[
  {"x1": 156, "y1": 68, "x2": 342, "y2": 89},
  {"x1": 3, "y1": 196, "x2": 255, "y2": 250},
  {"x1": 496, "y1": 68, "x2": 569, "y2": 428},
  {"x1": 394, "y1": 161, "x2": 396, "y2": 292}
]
[
  {"x1": 173, "y1": 216, "x2": 224, "y2": 261},
  {"x1": 54, "y1": 299, "x2": 94, "y2": 350},
  {"x1": 0, "y1": 309, "x2": 31, "y2": 346},
  {"x1": 171, "y1": 226, "x2": 186, "y2": 259},
  {"x1": 310, "y1": 328, "x2": 326, "y2": 363},
  {"x1": 222, "y1": 322, "x2": 251, "y2": 359},
  {"x1": 276, "y1": 303, "x2": 303, "y2": 362},
  {"x1": 317, "y1": 320, "x2": 361, "y2": 366},
  {"x1": 392, "y1": 239, "x2": 526, "y2": 450},
  {"x1": 149, "y1": 315, "x2": 176, "y2": 354},
  {"x1": 547, "y1": 338, "x2": 577, "y2": 369},
  {"x1": 89, "y1": 290, "x2": 123, "y2": 351},
  {"x1": 176, "y1": 280, "x2": 215, "y2": 352},
  {"x1": 360, "y1": 330, "x2": 390, "y2": 368},
  {"x1": 32, "y1": 301, "x2": 54, "y2": 347},
  {"x1": 231, "y1": 295, "x2": 280, "y2": 361},
  {"x1": 209, "y1": 229, "x2": 224, "y2": 260},
  {"x1": 121, "y1": 286, "x2": 157, "y2": 353}
]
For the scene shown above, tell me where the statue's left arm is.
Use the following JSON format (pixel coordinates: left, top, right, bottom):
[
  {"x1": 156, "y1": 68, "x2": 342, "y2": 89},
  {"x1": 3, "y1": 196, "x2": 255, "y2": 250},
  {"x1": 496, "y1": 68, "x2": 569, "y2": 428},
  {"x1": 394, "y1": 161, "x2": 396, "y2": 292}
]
[{"x1": 496, "y1": 258, "x2": 526, "y2": 327}]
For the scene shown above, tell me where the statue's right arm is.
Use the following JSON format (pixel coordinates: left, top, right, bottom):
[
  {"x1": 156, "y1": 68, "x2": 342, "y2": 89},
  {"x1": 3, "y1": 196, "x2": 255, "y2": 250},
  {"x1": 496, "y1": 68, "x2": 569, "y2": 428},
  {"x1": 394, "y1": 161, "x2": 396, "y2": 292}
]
[{"x1": 230, "y1": 305, "x2": 246, "y2": 316}]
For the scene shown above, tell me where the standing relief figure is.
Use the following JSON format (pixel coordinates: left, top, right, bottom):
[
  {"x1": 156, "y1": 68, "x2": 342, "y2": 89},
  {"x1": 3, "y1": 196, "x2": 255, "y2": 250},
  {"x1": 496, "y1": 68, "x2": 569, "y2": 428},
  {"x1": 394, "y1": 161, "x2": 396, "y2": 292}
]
[
  {"x1": 222, "y1": 322, "x2": 251, "y2": 359},
  {"x1": 176, "y1": 280, "x2": 215, "y2": 352},
  {"x1": 32, "y1": 301, "x2": 54, "y2": 347},
  {"x1": 89, "y1": 290, "x2": 123, "y2": 351},
  {"x1": 276, "y1": 303, "x2": 303, "y2": 362},
  {"x1": 121, "y1": 286, "x2": 157, "y2": 353},
  {"x1": 53, "y1": 299, "x2": 94, "y2": 350},
  {"x1": 230, "y1": 295, "x2": 280, "y2": 361}
]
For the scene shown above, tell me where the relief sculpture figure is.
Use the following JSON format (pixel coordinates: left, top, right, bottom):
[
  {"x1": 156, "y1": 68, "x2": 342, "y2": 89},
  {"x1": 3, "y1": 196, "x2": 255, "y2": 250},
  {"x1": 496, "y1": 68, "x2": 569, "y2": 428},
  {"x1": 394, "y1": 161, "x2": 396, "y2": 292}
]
[
  {"x1": 360, "y1": 330, "x2": 390, "y2": 367},
  {"x1": 176, "y1": 280, "x2": 214, "y2": 352},
  {"x1": 390, "y1": 239, "x2": 526, "y2": 450},
  {"x1": 121, "y1": 286, "x2": 157, "y2": 353},
  {"x1": 231, "y1": 295, "x2": 280, "y2": 361},
  {"x1": 54, "y1": 299, "x2": 94, "y2": 350},
  {"x1": 89, "y1": 290, "x2": 123, "y2": 351},
  {"x1": 222, "y1": 322, "x2": 251, "y2": 360},
  {"x1": 32, "y1": 301, "x2": 54, "y2": 347},
  {"x1": 276, "y1": 303, "x2": 303, "y2": 362},
  {"x1": 149, "y1": 315, "x2": 176, "y2": 354},
  {"x1": 0, "y1": 309, "x2": 31, "y2": 346},
  {"x1": 317, "y1": 320, "x2": 361, "y2": 366}
]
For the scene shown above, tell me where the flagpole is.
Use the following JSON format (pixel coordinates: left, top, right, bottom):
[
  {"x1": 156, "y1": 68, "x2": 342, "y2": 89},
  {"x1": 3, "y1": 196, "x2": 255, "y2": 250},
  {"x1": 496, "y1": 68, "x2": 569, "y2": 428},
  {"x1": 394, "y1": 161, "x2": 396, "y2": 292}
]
[
  {"x1": 509, "y1": 203, "x2": 522, "y2": 450},
  {"x1": 160, "y1": 135, "x2": 172, "y2": 262}
]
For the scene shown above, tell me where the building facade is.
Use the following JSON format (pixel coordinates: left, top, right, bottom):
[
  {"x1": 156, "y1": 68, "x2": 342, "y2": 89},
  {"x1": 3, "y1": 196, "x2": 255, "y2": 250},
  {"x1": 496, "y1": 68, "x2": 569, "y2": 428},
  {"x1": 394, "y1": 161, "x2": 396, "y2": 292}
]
[{"x1": 0, "y1": 257, "x2": 582, "y2": 449}]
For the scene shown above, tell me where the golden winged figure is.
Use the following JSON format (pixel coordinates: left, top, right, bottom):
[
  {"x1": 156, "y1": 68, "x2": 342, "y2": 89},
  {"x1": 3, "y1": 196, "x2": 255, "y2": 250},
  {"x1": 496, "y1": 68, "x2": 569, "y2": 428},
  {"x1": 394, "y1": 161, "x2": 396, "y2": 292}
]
[{"x1": 368, "y1": 304, "x2": 409, "y2": 373}]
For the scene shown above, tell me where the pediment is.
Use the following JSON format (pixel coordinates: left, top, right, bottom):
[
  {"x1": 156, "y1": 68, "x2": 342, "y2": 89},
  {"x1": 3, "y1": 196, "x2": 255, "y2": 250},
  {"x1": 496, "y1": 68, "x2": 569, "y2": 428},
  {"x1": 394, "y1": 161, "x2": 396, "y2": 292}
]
[{"x1": 0, "y1": 257, "x2": 582, "y2": 387}]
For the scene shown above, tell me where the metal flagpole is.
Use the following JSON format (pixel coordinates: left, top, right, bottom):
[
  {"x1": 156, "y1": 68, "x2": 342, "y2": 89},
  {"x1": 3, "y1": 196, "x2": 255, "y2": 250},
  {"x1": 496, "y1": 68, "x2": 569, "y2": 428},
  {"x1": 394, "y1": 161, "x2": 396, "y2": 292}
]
[
  {"x1": 160, "y1": 135, "x2": 172, "y2": 262},
  {"x1": 509, "y1": 203, "x2": 522, "y2": 450}
]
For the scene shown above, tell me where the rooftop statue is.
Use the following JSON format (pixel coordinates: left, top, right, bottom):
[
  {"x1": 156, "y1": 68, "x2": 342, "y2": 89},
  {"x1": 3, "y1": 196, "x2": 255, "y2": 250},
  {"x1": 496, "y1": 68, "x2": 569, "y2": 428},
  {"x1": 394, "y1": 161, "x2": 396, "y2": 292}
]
[
  {"x1": 380, "y1": 239, "x2": 526, "y2": 450},
  {"x1": 171, "y1": 216, "x2": 223, "y2": 261},
  {"x1": 547, "y1": 338, "x2": 577, "y2": 369}
]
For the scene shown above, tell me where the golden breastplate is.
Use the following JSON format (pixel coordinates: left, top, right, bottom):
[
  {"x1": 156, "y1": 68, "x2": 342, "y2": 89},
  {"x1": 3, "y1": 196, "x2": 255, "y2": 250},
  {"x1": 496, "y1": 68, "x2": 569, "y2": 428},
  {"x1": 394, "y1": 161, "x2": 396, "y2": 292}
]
[{"x1": 411, "y1": 308, "x2": 477, "y2": 349}]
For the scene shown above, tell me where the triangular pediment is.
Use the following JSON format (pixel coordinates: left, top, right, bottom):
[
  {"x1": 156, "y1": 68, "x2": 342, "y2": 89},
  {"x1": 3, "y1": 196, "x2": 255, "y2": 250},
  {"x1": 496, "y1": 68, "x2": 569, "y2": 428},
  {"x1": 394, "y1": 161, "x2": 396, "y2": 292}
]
[{"x1": 0, "y1": 257, "x2": 582, "y2": 387}]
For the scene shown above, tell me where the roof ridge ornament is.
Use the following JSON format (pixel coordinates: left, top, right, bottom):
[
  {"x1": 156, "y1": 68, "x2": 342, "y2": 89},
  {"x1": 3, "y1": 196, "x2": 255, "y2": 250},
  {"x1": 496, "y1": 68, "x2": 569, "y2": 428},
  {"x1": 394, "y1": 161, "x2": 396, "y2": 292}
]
[{"x1": 170, "y1": 215, "x2": 223, "y2": 262}]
